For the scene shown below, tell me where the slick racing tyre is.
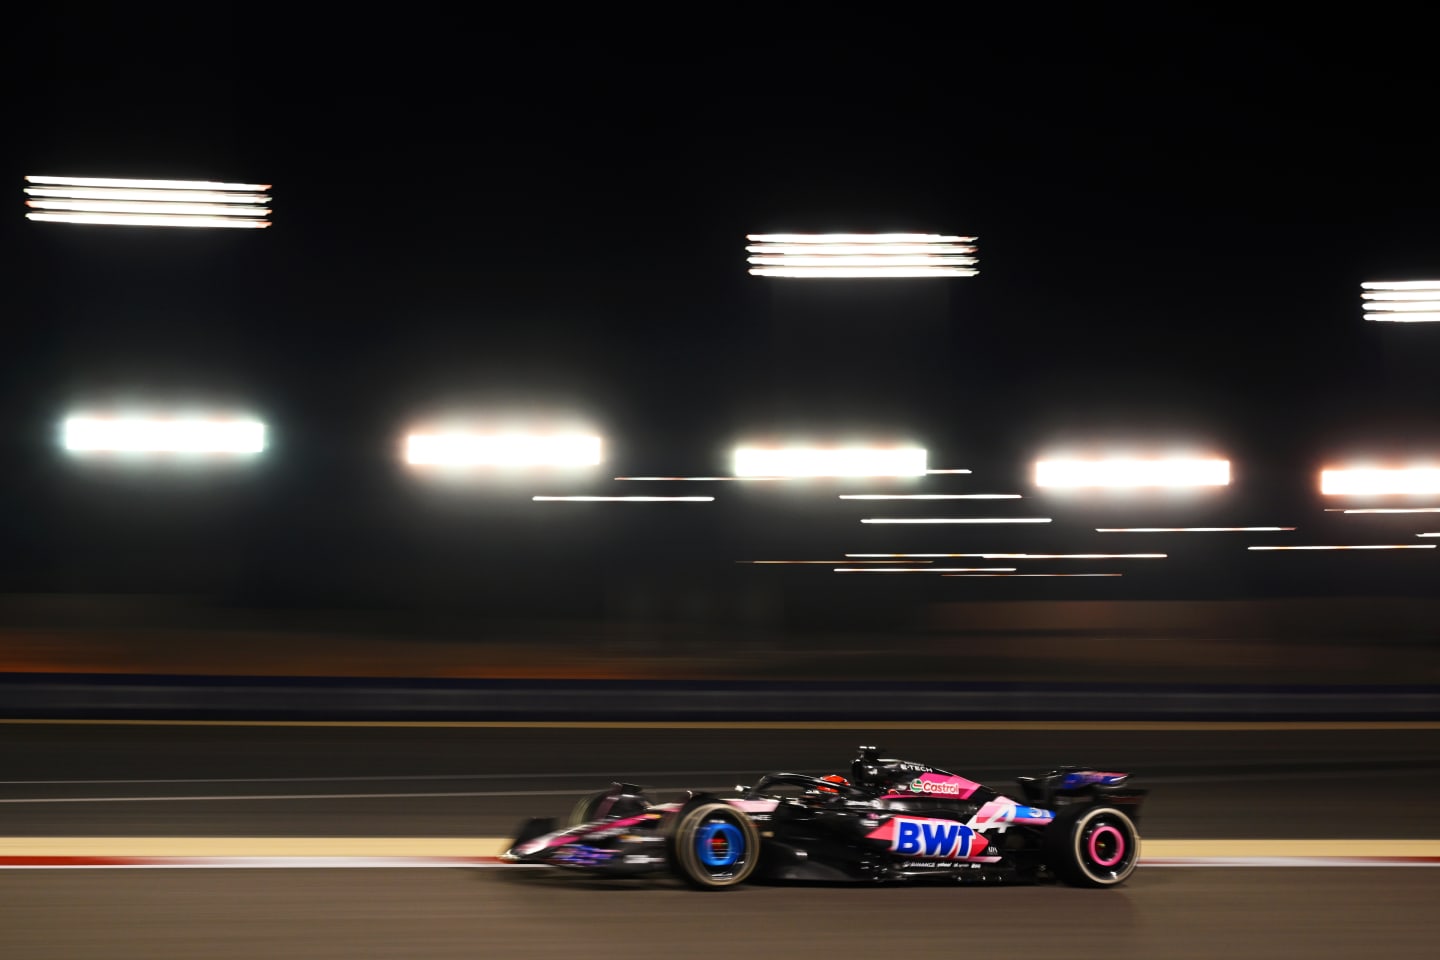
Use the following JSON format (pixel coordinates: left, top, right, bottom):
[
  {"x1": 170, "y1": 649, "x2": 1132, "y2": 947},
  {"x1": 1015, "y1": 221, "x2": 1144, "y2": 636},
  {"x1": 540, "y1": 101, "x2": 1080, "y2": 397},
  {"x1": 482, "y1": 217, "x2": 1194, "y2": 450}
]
[
  {"x1": 670, "y1": 802, "x2": 760, "y2": 889},
  {"x1": 1048, "y1": 805, "x2": 1140, "y2": 887}
]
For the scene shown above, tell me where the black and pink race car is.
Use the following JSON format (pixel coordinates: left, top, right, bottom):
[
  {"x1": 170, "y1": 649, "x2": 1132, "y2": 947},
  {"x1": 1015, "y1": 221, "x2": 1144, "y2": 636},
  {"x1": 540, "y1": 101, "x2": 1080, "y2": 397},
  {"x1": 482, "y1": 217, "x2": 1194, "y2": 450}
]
[{"x1": 502, "y1": 745, "x2": 1145, "y2": 889}]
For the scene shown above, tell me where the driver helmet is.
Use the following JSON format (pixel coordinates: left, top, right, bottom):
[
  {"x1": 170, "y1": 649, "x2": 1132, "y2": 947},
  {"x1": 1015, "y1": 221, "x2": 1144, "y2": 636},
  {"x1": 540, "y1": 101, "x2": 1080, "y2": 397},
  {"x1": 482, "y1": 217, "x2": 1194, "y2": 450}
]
[{"x1": 816, "y1": 774, "x2": 850, "y2": 794}]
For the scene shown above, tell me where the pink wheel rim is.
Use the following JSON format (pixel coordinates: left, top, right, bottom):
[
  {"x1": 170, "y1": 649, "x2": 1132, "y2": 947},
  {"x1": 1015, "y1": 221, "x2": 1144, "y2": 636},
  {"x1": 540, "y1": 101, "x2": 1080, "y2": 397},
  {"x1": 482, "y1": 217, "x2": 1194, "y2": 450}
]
[{"x1": 1088, "y1": 824, "x2": 1126, "y2": 867}]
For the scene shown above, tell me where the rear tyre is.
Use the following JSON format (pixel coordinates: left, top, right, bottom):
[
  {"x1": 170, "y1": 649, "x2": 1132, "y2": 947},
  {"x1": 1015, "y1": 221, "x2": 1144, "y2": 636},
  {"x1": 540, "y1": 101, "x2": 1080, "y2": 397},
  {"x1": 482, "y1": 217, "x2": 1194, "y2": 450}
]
[
  {"x1": 1048, "y1": 805, "x2": 1140, "y2": 887},
  {"x1": 670, "y1": 802, "x2": 760, "y2": 889}
]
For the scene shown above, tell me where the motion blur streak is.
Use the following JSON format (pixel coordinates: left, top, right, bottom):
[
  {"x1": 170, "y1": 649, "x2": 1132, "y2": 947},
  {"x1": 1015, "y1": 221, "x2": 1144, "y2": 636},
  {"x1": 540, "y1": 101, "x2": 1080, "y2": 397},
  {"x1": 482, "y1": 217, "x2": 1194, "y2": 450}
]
[
  {"x1": 531, "y1": 496, "x2": 713, "y2": 502},
  {"x1": 943, "y1": 573, "x2": 1124, "y2": 577},
  {"x1": 746, "y1": 233, "x2": 979, "y2": 278},
  {"x1": 62, "y1": 417, "x2": 265, "y2": 454},
  {"x1": 24, "y1": 175, "x2": 272, "y2": 228},
  {"x1": 1321, "y1": 467, "x2": 1440, "y2": 495},
  {"x1": 837, "y1": 494, "x2": 1022, "y2": 500},
  {"x1": 833, "y1": 567, "x2": 1016, "y2": 573},
  {"x1": 845, "y1": 552, "x2": 1164, "y2": 559},
  {"x1": 1096, "y1": 526, "x2": 1294, "y2": 532},
  {"x1": 739, "y1": 560, "x2": 932, "y2": 564},
  {"x1": 925, "y1": 468, "x2": 973, "y2": 474},
  {"x1": 860, "y1": 517, "x2": 1052, "y2": 524},
  {"x1": 1361, "y1": 280, "x2": 1440, "y2": 321},
  {"x1": 732, "y1": 446, "x2": 926, "y2": 477},
  {"x1": 1327, "y1": 507, "x2": 1440, "y2": 513},
  {"x1": 1247, "y1": 544, "x2": 1436, "y2": 551},
  {"x1": 405, "y1": 433, "x2": 602, "y2": 467},
  {"x1": 1035, "y1": 458, "x2": 1230, "y2": 487}
]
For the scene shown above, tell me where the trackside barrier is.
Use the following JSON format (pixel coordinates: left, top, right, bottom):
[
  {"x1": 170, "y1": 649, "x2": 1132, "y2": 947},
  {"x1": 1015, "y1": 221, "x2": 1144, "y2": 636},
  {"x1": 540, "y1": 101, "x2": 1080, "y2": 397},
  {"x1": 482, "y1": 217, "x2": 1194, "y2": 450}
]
[{"x1": 0, "y1": 674, "x2": 1438, "y2": 721}]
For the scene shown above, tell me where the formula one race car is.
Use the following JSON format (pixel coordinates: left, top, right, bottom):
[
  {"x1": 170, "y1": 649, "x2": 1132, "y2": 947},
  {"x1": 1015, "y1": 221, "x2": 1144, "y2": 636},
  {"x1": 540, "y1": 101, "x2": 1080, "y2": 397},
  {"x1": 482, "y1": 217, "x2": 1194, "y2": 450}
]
[{"x1": 502, "y1": 745, "x2": 1144, "y2": 889}]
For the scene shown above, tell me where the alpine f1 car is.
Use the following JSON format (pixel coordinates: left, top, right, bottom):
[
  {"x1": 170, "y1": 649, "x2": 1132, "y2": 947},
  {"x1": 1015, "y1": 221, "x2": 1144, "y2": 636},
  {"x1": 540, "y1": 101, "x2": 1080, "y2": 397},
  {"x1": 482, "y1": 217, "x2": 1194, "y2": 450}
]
[{"x1": 502, "y1": 745, "x2": 1144, "y2": 889}]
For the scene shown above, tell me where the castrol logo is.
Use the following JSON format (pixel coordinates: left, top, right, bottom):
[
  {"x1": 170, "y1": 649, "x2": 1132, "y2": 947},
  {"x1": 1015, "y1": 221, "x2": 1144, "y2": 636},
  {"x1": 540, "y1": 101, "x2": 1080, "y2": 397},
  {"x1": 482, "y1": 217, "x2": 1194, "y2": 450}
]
[{"x1": 912, "y1": 777, "x2": 962, "y2": 796}]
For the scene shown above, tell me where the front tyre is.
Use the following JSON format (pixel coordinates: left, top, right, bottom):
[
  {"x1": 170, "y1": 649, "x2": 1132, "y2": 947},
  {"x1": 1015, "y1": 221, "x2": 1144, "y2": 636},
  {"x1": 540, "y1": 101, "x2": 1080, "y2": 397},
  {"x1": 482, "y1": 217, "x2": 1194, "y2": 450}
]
[
  {"x1": 670, "y1": 802, "x2": 760, "y2": 889},
  {"x1": 1049, "y1": 806, "x2": 1140, "y2": 887}
]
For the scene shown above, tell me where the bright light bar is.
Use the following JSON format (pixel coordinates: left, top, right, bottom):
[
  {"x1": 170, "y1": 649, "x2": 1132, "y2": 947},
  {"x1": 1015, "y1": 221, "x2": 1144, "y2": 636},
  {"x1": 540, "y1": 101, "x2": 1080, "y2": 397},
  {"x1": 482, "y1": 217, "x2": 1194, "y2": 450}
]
[
  {"x1": 739, "y1": 560, "x2": 932, "y2": 564},
  {"x1": 24, "y1": 175, "x2": 271, "y2": 228},
  {"x1": 1419, "y1": 533, "x2": 1440, "y2": 537},
  {"x1": 28, "y1": 199, "x2": 270, "y2": 217},
  {"x1": 406, "y1": 433, "x2": 602, "y2": 467},
  {"x1": 846, "y1": 552, "x2": 1162, "y2": 559},
  {"x1": 1247, "y1": 544, "x2": 1435, "y2": 551},
  {"x1": 1321, "y1": 468, "x2": 1440, "y2": 495},
  {"x1": 26, "y1": 175, "x2": 269, "y2": 190},
  {"x1": 614, "y1": 476, "x2": 785, "y2": 481},
  {"x1": 27, "y1": 212, "x2": 269, "y2": 228},
  {"x1": 733, "y1": 446, "x2": 926, "y2": 477},
  {"x1": 834, "y1": 567, "x2": 1017, "y2": 574},
  {"x1": 1035, "y1": 458, "x2": 1230, "y2": 488},
  {"x1": 943, "y1": 573, "x2": 1123, "y2": 578},
  {"x1": 1360, "y1": 281, "x2": 1440, "y2": 322},
  {"x1": 860, "y1": 517, "x2": 1052, "y2": 524},
  {"x1": 746, "y1": 244, "x2": 977, "y2": 256},
  {"x1": 1096, "y1": 526, "x2": 1294, "y2": 532},
  {"x1": 1327, "y1": 507, "x2": 1440, "y2": 514},
  {"x1": 26, "y1": 187, "x2": 269, "y2": 203},
  {"x1": 531, "y1": 496, "x2": 712, "y2": 502},
  {"x1": 750, "y1": 266, "x2": 978, "y2": 278},
  {"x1": 838, "y1": 494, "x2": 1021, "y2": 500},
  {"x1": 926, "y1": 469, "x2": 973, "y2": 475},
  {"x1": 62, "y1": 417, "x2": 265, "y2": 454},
  {"x1": 746, "y1": 233, "x2": 979, "y2": 278},
  {"x1": 749, "y1": 233, "x2": 976, "y2": 244}
]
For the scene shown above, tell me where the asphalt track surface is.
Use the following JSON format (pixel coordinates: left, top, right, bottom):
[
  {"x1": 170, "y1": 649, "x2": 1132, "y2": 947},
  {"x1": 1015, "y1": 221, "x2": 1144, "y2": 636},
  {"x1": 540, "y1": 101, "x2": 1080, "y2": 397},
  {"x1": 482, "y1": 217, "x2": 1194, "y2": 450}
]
[{"x1": 3, "y1": 722, "x2": 1439, "y2": 958}]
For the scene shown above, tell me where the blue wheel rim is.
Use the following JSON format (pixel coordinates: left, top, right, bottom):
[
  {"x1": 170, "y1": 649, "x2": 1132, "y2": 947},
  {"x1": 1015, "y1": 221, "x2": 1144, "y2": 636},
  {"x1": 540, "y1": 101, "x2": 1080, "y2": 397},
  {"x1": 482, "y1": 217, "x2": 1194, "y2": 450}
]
[{"x1": 695, "y1": 820, "x2": 744, "y2": 868}]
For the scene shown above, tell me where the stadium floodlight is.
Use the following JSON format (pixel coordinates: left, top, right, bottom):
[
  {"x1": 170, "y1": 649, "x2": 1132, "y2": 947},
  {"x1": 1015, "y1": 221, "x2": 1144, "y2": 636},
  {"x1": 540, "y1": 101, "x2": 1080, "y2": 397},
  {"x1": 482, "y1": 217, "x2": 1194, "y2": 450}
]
[
  {"x1": 1361, "y1": 281, "x2": 1440, "y2": 322},
  {"x1": 746, "y1": 234, "x2": 978, "y2": 278},
  {"x1": 62, "y1": 417, "x2": 265, "y2": 454},
  {"x1": 1035, "y1": 458, "x2": 1231, "y2": 488},
  {"x1": 1320, "y1": 468, "x2": 1440, "y2": 495},
  {"x1": 24, "y1": 175, "x2": 271, "y2": 228},
  {"x1": 405, "y1": 433, "x2": 602, "y2": 467},
  {"x1": 732, "y1": 446, "x2": 926, "y2": 477}
]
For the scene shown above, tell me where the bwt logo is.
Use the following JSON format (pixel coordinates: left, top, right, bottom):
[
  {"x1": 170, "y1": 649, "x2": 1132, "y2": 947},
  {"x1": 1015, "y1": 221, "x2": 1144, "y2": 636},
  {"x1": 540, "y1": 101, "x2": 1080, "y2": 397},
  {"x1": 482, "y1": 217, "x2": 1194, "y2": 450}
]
[{"x1": 891, "y1": 819, "x2": 975, "y2": 859}]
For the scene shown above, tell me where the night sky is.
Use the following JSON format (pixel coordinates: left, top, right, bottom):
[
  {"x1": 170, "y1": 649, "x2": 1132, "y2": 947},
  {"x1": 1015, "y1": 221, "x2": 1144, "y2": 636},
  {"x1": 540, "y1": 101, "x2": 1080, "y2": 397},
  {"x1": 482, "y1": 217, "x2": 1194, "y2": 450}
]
[{"x1": 4, "y1": 10, "x2": 1439, "y2": 624}]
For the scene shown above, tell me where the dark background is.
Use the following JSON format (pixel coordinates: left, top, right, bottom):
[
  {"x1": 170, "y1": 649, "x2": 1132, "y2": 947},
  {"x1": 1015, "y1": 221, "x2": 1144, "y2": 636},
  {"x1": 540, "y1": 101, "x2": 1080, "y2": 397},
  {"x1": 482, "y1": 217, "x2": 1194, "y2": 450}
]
[{"x1": 4, "y1": 8, "x2": 1439, "y2": 635}]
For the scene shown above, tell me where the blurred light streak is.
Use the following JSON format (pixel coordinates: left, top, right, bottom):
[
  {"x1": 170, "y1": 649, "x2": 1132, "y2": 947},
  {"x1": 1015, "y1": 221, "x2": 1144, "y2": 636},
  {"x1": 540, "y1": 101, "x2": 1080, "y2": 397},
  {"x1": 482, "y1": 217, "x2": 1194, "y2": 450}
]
[
  {"x1": 739, "y1": 560, "x2": 931, "y2": 564},
  {"x1": 749, "y1": 233, "x2": 976, "y2": 244},
  {"x1": 942, "y1": 573, "x2": 1124, "y2": 578},
  {"x1": 838, "y1": 494, "x2": 1021, "y2": 500},
  {"x1": 26, "y1": 175, "x2": 269, "y2": 190},
  {"x1": 1321, "y1": 468, "x2": 1440, "y2": 495},
  {"x1": 1419, "y1": 533, "x2": 1440, "y2": 537},
  {"x1": 1361, "y1": 281, "x2": 1440, "y2": 322},
  {"x1": 847, "y1": 552, "x2": 1164, "y2": 559},
  {"x1": 1247, "y1": 544, "x2": 1436, "y2": 551},
  {"x1": 531, "y1": 496, "x2": 712, "y2": 502},
  {"x1": 405, "y1": 433, "x2": 602, "y2": 467},
  {"x1": 926, "y1": 469, "x2": 973, "y2": 474},
  {"x1": 614, "y1": 476, "x2": 783, "y2": 481},
  {"x1": 860, "y1": 517, "x2": 1052, "y2": 524},
  {"x1": 1035, "y1": 458, "x2": 1230, "y2": 487},
  {"x1": 24, "y1": 175, "x2": 271, "y2": 228},
  {"x1": 62, "y1": 417, "x2": 265, "y2": 454},
  {"x1": 27, "y1": 212, "x2": 269, "y2": 228},
  {"x1": 25, "y1": 187, "x2": 268, "y2": 203},
  {"x1": 1096, "y1": 526, "x2": 1294, "y2": 532},
  {"x1": 1326, "y1": 507, "x2": 1440, "y2": 514},
  {"x1": 746, "y1": 233, "x2": 978, "y2": 278},
  {"x1": 833, "y1": 567, "x2": 1017, "y2": 574},
  {"x1": 733, "y1": 446, "x2": 926, "y2": 477}
]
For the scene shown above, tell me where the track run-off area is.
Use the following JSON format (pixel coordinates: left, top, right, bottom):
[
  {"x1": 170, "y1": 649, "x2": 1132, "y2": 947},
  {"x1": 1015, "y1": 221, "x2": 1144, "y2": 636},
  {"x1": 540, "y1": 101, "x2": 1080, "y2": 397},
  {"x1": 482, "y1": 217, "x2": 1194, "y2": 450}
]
[{"x1": 3, "y1": 720, "x2": 1438, "y2": 958}]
